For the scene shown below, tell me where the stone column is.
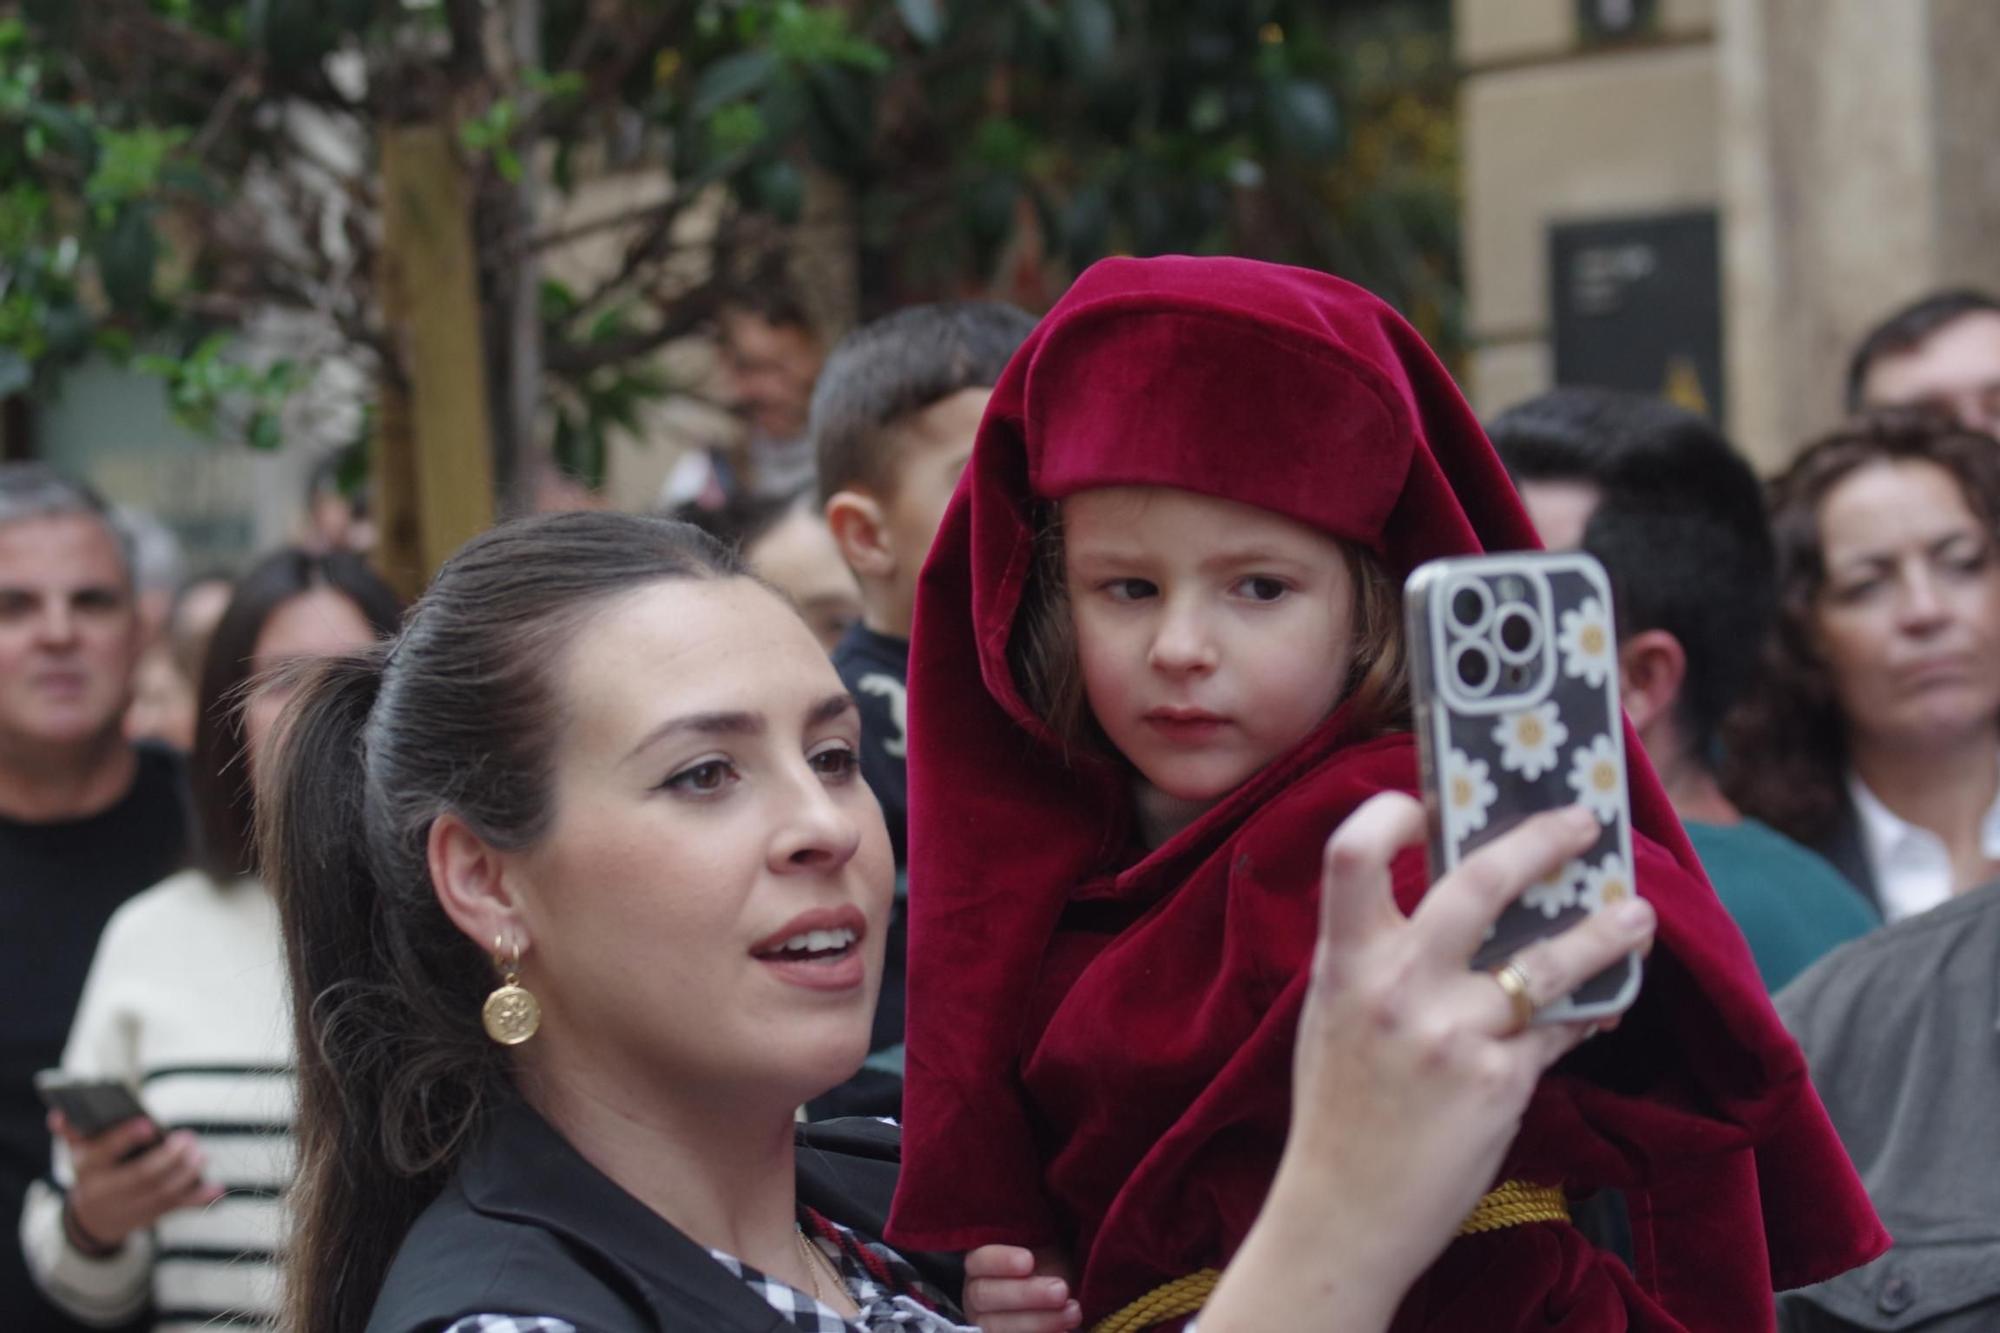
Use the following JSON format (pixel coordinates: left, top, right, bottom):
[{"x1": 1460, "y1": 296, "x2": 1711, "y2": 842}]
[{"x1": 1719, "y1": 0, "x2": 2000, "y2": 466}]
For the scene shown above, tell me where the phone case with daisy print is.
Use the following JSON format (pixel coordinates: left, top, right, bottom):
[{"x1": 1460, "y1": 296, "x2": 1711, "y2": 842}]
[{"x1": 1405, "y1": 550, "x2": 1642, "y2": 1022}]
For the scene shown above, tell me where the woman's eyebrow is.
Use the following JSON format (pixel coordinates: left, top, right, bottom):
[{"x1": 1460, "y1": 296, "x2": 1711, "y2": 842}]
[
  {"x1": 625, "y1": 710, "x2": 764, "y2": 760},
  {"x1": 809, "y1": 693, "x2": 858, "y2": 728},
  {"x1": 625, "y1": 694, "x2": 855, "y2": 761}
]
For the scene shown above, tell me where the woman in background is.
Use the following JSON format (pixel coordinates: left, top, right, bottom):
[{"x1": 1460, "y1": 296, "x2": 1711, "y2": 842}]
[
  {"x1": 1728, "y1": 410, "x2": 2000, "y2": 919},
  {"x1": 20, "y1": 549, "x2": 398, "y2": 1332}
]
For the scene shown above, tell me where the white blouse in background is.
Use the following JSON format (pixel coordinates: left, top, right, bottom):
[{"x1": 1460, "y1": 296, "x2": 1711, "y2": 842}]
[{"x1": 1846, "y1": 766, "x2": 2000, "y2": 922}]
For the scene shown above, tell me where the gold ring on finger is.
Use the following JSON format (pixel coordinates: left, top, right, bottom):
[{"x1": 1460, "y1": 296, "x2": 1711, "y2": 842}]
[{"x1": 1491, "y1": 958, "x2": 1538, "y2": 1035}]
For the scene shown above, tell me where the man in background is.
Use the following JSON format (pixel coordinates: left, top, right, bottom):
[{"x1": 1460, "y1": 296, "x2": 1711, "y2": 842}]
[
  {"x1": 1491, "y1": 388, "x2": 1879, "y2": 989},
  {"x1": 1846, "y1": 288, "x2": 2000, "y2": 438},
  {"x1": 664, "y1": 282, "x2": 828, "y2": 515},
  {"x1": 0, "y1": 465, "x2": 187, "y2": 1333}
]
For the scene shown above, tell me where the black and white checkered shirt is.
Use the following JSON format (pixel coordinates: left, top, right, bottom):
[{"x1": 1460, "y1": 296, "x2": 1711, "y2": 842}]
[{"x1": 438, "y1": 1212, "x2": 974, "y2": 1333}]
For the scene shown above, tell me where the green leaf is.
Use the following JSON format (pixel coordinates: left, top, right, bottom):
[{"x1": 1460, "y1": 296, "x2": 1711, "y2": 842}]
[
  {"x1": 756, "y1": 68, "x2": 809, "y2": 142},
  {"x1": 895, "y1": 0, "x2": 945, "y2": 46},
  {"x1": 749, "y1": 158, "x2": 803, "y2": 220},
  {"x1": 525, "y1": 68, "x2": 586, "y2": 100},
  {"x1": 94, "y1": 204, "x2": 160, "y2": 313},
  {"x1": 708, "y1": 102, "x2": 766, "y2": 156},
  {"x1": 85, "y1": 126, "x2": 190, "y2": 209},
  {"x1": 247, "y1": 409, "x2": 283, "y2": 451},
  {"x1": 27, "y1": 104, "x2": 97, "y2": 161},
  {"x1": 692, "y1": 49, "x2": 778, "y2": 118}
]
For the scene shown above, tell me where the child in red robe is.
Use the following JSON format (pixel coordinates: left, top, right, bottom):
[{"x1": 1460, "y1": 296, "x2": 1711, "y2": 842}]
[{"x1": 888, "y1": 256, "x2": 1885, "y2": 1330}]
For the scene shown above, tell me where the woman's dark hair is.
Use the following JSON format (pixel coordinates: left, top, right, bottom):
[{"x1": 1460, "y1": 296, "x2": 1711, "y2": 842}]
[
  {"x1": 1008, "y1": 501, "x2": 1409, "y2": 760},
  {"x1": 260, "y1": 512, "x2": 746, "y2": 1333},
  {"x1": 1723, "y1": 409, "x2": 2000, "y2": 842},
  {"x1": 191, "y1": 548, "x2": 401, "y2": 883}
]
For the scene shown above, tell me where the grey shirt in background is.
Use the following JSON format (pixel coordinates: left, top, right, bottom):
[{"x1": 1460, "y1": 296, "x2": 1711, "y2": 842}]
[{"x1": 1773, "y1": 884, "x2": 2000, "y2": 1332}]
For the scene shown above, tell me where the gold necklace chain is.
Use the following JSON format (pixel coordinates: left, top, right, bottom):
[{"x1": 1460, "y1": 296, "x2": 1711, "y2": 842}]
[{"x1": 795, "y1": 1224, "x2": 837, "y2": 1306}]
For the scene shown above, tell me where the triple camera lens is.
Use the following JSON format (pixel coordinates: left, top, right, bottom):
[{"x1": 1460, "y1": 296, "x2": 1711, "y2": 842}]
[{"x1": 1442, "y1": 573, "x2": 1542, "y2": 701}]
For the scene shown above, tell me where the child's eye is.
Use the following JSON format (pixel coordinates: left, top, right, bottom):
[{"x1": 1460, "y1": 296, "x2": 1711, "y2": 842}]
[
  {"x1": 661, "y1": 759, "x2": 738, "y2": 795},
  {"x1": 1101, "y1": 578, "x2": 1158, "y2": 602},
  {"x1": 809, "y1": 744, "x2": 860, "y2": 781},
  {"x1": 1235, "y1": 576, "x2": 1289, "y2": 602}
]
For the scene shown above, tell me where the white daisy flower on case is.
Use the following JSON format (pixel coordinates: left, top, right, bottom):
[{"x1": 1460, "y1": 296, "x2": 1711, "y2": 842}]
[
  {"x1": 1442, "y1": 747, "x2": 1499, "y2": 843},
  {"x1": 1578, "y1": 852, "x2": 1635, "y2": 913},
  {"x1": 1492, "y1": 701, "x2": 1569, "y2": 781},
  {"x1": 1521, "y1": 858, "x2": 1584, "y2": 919},
  {"x1": 1558, "y1": 596, "x2": 1616, "y2": 687},
  {"x1": 1565, "y1": 734, "x2": 1625, "y2": 824}
]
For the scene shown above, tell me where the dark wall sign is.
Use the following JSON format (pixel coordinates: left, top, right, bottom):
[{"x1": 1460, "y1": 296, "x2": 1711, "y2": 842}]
[{"x1": 1549, "y1": 209, "x2": 1723, "y2": 422}]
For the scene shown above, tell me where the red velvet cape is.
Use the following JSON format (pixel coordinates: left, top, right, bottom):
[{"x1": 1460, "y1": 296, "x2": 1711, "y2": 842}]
[{"x1": 887, "y1": 256, "x2": 1886, "y2": 1329}]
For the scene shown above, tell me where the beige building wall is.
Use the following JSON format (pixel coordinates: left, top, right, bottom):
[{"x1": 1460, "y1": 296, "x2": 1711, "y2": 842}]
[
  {"x1": 1457, "y1": 0, "x2": 1720, "y2": 432},
  {"x1": 1719, "y1": 0, "x2": 2000, "y2": 462},
  {"x1": 1461, "y1": 0, "x2": 2000, "y2": 470}
]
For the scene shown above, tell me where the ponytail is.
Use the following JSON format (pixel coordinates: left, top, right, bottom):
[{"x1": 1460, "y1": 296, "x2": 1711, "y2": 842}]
[{"x1": 261, "y1": 649, "x2": 503, "y2": 1333}]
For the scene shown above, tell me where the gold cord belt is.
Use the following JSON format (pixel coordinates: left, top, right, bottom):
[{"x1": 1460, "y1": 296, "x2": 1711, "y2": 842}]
[{"x1": 1089, "y1": 1180, "x2": 1568, "y2": 1333}]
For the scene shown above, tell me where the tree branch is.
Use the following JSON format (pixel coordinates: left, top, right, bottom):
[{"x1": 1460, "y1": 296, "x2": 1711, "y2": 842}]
[
  {"x1": 522, "y1": 190, "x2": 692, "y2": 256},
  {"x1": 542, "y1": 278, "x2": 723, "y2": 377}
]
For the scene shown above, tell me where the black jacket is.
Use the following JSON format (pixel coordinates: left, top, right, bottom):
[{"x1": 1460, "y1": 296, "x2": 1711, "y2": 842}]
[
  {"x1": 366, "y1": 1103, "x2": 958, "y2": 1333},
  {"x1": 1809, "y1": 797, "x2": 1881, "y2": 914}
]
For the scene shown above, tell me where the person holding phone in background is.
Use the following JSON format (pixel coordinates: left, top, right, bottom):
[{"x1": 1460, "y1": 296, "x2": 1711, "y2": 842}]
[
  {"x1": 889, "y1": 256, "x2": 1886, "y2": 1332},
  {"x1": 20, "y1": 549, "x2": 399, "y2": 1332},
  {"x1": 0, "y1": 466, "x2": 189, "y2": 1333}
]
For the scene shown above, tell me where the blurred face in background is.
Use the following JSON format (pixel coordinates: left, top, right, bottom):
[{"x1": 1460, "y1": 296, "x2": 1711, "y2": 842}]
[
  {"x1": 1811, "y1": 459, "x2": 2000, "y2": 756},
  {"x1": 1514, "y1": 478, "x2": 1600, "y2": 551},
  {"x1": 1859, "y1": 311, "x2": 2000, "y2": 440},
  {"x1": 720, "y1": 309, "x2": 824, "y2": 443},
  {"x1": 124, "y1": 644, "x2": 197, "y2": 751},
  {"x1": 745, "y1": 508, "x2": 863, "y2": 654},
  {"x1": 242, "y1": 586, "x2": 382, "y2": 765},
  {"x1": 0, "y1": 515, "x2": 140, "y2": 757}
]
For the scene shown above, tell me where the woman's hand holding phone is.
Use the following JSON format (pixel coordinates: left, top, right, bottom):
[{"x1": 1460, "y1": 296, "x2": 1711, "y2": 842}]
[
  {"x1": 50, "y1": 1110, "x2": 224, "y2": 1255},
  {"x1": 1198, "y1": 795, "x2": 1655, "y2": 1333}
]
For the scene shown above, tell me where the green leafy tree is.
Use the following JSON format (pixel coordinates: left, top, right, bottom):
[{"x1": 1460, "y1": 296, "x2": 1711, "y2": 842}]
[{"x1": 0, "y1": 0, "x2": 1456, "y2": 505}]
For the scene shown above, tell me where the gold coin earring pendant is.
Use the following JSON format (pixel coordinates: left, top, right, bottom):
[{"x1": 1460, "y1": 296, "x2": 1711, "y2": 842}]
[{"x1": 481, "y1": 936, "x2": 542, "y2": 1046}]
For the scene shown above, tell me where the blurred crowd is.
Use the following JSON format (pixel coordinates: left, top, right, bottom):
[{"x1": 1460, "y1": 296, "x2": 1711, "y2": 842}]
[{"x1": 4, "y1": 274, "x2": 1999, "y2": 1333}]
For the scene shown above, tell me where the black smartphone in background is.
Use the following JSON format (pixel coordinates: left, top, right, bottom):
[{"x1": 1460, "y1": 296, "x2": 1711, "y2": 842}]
[{"x1": 34, "y1": 1071, "x2": 162, "y2": 1159}]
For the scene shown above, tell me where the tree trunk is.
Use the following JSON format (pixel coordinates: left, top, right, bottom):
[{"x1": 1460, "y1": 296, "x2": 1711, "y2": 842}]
[{"x1": 373, "y1": 122, "x2": 497, "y2": 599}]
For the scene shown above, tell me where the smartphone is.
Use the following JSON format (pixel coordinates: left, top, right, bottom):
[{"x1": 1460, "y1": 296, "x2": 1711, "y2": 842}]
[
  {"x1": 34, "y1": 1072, "x2": 162, "y2": 1158},
  {"x1": 1405, "y1": 550, "x2": 1642, "y2": 1022}
]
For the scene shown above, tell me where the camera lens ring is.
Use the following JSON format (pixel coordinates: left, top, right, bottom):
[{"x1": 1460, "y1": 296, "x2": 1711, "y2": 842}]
[
  {"x1": 1446, "y1": 579, "x2": 1495, "y2": 636},
  {"x1": 1493, "y1": 606, "x2": 1541, "y2": 664},
  {"x1": 1450, "y1": 639, "x2": 1497, "y2": 697}
]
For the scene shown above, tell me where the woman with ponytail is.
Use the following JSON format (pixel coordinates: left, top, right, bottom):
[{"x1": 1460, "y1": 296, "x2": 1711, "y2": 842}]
[{"x1": 265, "y1": 509, "x2": 1656, "y2": 1333}]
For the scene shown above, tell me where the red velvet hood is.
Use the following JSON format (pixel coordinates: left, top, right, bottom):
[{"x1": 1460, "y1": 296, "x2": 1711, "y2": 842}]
[{"x1": 888, "y1": 256, "x2": 1883, "y2": 1329}]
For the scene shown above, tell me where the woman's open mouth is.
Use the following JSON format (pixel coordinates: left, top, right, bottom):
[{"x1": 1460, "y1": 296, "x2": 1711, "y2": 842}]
[{"x1": 750, "y1": 909, "x2": 867, "y2": 991}]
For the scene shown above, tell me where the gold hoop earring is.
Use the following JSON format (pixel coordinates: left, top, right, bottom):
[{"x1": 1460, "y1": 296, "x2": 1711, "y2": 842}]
[{"x1": 481, "y1": 936, "x2": 541, "y2": 1046}]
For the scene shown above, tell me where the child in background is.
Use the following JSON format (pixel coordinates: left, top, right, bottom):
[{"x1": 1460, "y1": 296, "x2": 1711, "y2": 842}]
[
  {"x1": 888, "y1": 257, "x2": 1884, "y2": 1331},
  {"x1": 807, "y1": 300, "x2": 1036, "y2": 1119}
]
